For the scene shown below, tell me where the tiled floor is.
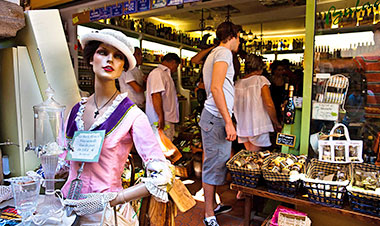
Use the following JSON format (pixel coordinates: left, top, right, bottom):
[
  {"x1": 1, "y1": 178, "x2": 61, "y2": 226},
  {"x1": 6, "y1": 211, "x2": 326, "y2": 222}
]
[{"x1": 174, "y1": 176, "x2": 248, "y2": 226}]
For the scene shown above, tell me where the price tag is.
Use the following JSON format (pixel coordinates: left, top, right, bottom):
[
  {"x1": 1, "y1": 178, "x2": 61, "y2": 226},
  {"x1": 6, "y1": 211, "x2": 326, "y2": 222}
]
[
  {"x1": 276, "y1": 133, "x2": 296, "y2": 147},
  {"x1": 67, "y1": 130, "x2": 105, "y2": 162}
]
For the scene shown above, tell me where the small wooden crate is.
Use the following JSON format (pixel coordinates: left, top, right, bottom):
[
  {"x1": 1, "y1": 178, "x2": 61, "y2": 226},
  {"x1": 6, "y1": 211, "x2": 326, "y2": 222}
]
[{"x1": 175, "y1": 159, "x2": 193, "y2": 178}]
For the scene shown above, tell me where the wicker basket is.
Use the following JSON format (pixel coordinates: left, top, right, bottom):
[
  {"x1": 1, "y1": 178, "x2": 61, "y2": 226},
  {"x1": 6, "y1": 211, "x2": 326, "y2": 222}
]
[
  {"x1": 261, "y1": 153, "x2": 304, "y2": 197},
  {"x1": 174, "y1": 158, "x2": 193, "y2": 178},
  {"x1": 226, "y1": 150, "x2": 261, "y2": 188},
  {"x1": 302, "y1": 158, "x2": 350, "y2": 208},
  {"x1": 347, "y1": 163, "x2": 380, "y2": 217}
]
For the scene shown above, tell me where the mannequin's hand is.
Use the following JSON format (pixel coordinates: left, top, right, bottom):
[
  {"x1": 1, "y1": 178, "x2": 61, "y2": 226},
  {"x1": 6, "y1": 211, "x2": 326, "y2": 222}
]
[{"x1": 64, "y1": 192, "x2": 117, "y2": 216}]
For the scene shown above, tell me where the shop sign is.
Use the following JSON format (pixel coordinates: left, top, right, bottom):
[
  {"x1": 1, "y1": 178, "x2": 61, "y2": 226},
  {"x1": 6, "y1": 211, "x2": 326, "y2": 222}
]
[
  {"x1": 153, "y1": 0, "x2": 185, "y2": 9},
  {"x1": 167, "y1": 0, "x2": 184, "y2": 6},
  {"x1": 137, "y1": 0, "x2": 150, "y2": 12},
  {"x1": 72, "y1": 0, "x2": 197, "y2": 25},
  {"x1": 152, "y1": 0, "x2": 167, "y2": 9},
  {"x1": 276, "y1": 133, "x2": 296, "y2": 147},
  {"x1": 67, "y1": 130, "x2": 105, "y2": 162},
  {"x1": 124, "y1": 0, "x2": 137, "y2": 14},
  {"x1": 312, "y1": 102, "x2": 339, "y2": 121},
  {"x1": 325, "y1": 0, "x2": 380, "y2": 26}
]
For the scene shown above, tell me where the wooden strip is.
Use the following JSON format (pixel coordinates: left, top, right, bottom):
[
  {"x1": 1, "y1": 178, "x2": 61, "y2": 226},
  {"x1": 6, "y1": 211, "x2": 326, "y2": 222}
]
[{"x1": 230, "y1": 183, "x2": 380, "y2": 225}]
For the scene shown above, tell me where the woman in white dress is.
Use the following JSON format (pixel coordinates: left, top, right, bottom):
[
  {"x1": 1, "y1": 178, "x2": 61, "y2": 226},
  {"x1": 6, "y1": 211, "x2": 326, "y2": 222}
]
[{"x1": 234, "y1": 54, "x2": 282, "y2": 152}]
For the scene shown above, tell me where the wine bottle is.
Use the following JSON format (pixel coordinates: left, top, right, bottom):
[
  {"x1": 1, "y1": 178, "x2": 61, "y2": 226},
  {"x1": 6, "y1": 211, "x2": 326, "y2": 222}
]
[{"x1": 284, "y1": 85, "x2": 295, "y2": 124}]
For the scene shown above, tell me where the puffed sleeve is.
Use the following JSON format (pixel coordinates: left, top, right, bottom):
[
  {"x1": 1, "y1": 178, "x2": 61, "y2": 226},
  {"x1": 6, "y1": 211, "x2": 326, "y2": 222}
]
[{"x1": 131, "y1": 111, "x2": 174, "y2": 202}]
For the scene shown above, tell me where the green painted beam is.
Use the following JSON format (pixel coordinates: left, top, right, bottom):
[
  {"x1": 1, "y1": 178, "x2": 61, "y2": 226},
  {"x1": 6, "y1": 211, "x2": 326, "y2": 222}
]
[{"x1": 300, "y1": 0, "x2": 316, "y2": 156}]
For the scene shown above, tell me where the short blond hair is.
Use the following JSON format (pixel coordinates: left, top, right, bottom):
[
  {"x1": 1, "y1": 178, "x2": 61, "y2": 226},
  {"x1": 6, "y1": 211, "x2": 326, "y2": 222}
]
[{"x1": 245, "y1": 54, "x2": 266, "y2": 74}]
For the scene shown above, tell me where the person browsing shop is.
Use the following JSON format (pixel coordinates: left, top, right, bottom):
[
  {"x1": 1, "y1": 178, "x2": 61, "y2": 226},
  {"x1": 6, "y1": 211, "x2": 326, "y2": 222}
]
[
  {"x1": 234, "y1": 54, "x2": 282, "y2": 152},
  {"x1": 118, "y1": 47, "x2": 146, "y2": 109},
  {"x1": 62, "y1": 29, "x2": 173, "y2": 224},
  {"x1": 199, "y1": 21, "x2": 240, "y2": 226},
  {"x1": 145, "y1": 53, "x2": 180, "y2": 141}
]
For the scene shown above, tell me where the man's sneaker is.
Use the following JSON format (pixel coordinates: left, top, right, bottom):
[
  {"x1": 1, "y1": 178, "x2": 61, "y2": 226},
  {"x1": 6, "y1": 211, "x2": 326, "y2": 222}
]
[
  {"x1": 214, "y1": 204, "x2": 232, "y2": 215},
  {"x1": 203, "y1": 218, "x2": 219, "y2": 226}
]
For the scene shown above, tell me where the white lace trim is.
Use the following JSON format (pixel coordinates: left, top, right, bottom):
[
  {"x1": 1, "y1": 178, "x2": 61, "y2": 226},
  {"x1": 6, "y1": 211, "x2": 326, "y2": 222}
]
[
  {"x1": 74, "y1": 93, "x2": 129, "y2": 131},
  {"x1": 143, "y1": 180, "x2": 169, "y2": 203}
]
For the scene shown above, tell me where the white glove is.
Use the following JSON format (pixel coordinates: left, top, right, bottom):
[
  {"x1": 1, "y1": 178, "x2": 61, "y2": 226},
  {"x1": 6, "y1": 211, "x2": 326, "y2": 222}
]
[
  {"x1": 63, "y1": 192, "x2": 117, "y2": 216},
  {"x1": 141, "y1": 160, "x2": 174, "y2": 203},
  {"x1": 0, "y1": 186, "x2": 12, "y2": 203}
]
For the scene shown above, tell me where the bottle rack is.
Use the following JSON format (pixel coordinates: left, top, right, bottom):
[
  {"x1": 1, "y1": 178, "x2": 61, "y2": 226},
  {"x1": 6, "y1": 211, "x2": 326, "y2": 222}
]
[{"x1": 77, "y1": 54, "x2": 94, "y2": 93}]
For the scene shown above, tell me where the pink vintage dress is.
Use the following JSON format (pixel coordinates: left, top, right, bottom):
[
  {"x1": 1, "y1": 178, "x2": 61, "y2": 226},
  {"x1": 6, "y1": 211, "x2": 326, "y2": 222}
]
[{"x1": 61, "y1": 93, "x2": 166, "y2": 197}]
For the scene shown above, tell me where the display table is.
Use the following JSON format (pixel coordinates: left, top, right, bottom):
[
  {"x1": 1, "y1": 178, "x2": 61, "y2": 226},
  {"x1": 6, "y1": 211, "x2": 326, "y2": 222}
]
[
  {"x1": 230, "y1": 183, "x2": 380, "y2": 226},
  {"x1": 0, "y1": 195, "x2": 76, "y2": 226}
]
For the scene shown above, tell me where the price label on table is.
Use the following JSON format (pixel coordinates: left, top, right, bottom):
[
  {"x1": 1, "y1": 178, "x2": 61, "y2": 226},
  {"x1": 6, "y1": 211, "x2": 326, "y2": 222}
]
[{"x1": 276, "y1": 133, "x2": 296, "y2": 147}]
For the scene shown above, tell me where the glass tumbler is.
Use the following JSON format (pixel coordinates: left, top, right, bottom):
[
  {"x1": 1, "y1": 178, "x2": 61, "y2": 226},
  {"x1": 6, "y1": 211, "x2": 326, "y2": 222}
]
[{"x1": 10, "y1": 176, "x2": 40, "y2": 225}]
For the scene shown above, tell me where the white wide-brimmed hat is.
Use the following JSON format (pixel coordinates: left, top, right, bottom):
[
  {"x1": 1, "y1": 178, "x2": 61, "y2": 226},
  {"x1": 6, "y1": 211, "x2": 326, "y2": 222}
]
[{"x1": 80, "y1": 29, "x2": 136, "y2": 71}]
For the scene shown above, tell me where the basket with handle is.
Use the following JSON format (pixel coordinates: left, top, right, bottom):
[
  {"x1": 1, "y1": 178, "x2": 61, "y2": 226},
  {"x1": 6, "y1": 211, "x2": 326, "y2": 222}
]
[
  {"x1": 302, "y1": 158, "x2": 350, "y2": 208},
  {"x1": 318, "y1": 123, "x2": 363, "y2": 163},
  {"x1": 226, "y1": 150, "x2": 262, "y2": 188},
  {"x1": 347, "y1": 162, "x2": 380, "y2": 216}
]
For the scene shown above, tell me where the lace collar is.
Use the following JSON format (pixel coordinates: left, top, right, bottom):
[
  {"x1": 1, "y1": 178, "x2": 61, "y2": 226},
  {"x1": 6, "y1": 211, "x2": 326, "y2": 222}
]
[{"x1": 75, "y1": 92, "x2": 129, "y2": 131}]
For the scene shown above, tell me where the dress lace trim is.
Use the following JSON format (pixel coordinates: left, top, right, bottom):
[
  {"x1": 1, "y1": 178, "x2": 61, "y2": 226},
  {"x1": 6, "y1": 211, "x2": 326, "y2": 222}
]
[{"x1": 75, "y1": 93, "x2": 129, "y2": 131}]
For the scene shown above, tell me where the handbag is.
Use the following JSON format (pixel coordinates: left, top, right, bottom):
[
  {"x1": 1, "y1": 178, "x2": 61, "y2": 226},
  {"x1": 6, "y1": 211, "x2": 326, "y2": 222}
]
[
  {"x1": 101, "y1": 203, "x2": 139, "y2": 226},
  {"x1": 318, "y1": 123, "x2": 363, "y2": 163}
]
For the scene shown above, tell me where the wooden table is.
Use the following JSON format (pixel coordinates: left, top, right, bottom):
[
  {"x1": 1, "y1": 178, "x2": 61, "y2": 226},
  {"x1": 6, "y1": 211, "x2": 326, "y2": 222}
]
[{"x1": 230, "y1": 183, "x2": 380, "y2": 226}]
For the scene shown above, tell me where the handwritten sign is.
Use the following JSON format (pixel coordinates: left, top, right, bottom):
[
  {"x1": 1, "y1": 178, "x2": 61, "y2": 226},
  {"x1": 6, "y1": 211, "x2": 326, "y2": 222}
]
[
  {"x1": 67, "y1": 130, "x2": 105, "y2": 162},
  {"x1": 276, "y1": 133, "x2": 296, "y2": 147},
  {"x1": 312, "y1": 102, "x2": 339, "y2": 121}
]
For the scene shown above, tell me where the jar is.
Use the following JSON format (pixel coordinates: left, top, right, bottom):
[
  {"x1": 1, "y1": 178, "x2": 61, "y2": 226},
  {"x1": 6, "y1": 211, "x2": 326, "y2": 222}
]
[
  {"x1": 297, "y1": 155, "x2": 307, "y2": 165},
  {"x1": 259, "y1": 150, "x2": 271, "y2": 159},
  {"x1": 273, "y1": 157, "x2": 284, "y2": 166}
]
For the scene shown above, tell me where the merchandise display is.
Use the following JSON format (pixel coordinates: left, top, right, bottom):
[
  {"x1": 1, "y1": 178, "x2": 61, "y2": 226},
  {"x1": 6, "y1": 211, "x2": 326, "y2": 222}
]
[
  {"x1": 2, "y1": 1, "x2": 380, "y2": 225},
  {"x1": 318, "y1": 123, "x2": 363, "y2": 163}
]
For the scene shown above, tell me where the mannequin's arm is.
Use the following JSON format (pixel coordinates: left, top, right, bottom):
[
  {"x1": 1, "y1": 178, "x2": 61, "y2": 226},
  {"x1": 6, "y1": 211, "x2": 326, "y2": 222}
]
[{"x1": 110, "y1": 183, "x2": 149, "y2": 206}]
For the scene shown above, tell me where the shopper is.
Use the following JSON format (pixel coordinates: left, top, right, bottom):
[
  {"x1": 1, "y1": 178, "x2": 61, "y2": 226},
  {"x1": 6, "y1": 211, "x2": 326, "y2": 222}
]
[
  {"x1": 269, "y1": 60, "x2": 288, "y2": 121},
  {"x1": 62, "y1": 29, "x2": 173, "y2": 224},
  {"x1": 234, "y1": 54, "x2": 282, "y2": 152},
  {"x1": 191, "y1": 45, "x2": 216, "y2": 113},
  {"x1": 199, "y1": 21, "x2": 240, "y2": 226},
  {"x1": 118, "y1": 47, "x2": 146, "y2": 109},
  {"x1": 145, "y1": 53, "x2": 180, "y2": 141}
]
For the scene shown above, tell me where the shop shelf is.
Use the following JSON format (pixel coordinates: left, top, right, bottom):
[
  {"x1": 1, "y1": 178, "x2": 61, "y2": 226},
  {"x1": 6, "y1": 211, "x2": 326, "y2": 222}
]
[{"x1": 82, "y1": 22, "x2": 200, "y2": 52}]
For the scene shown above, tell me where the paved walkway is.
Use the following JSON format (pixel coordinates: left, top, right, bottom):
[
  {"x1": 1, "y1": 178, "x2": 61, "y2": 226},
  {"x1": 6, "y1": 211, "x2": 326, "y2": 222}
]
[{"x1": 174, "y1": 177, "x2": 247, "y2": 226}]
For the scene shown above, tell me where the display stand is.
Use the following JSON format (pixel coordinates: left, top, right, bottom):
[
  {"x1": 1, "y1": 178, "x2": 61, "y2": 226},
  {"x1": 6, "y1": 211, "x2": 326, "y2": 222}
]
[{"x1": 230, "y1": 183, "x2": 380, "y2": 226}]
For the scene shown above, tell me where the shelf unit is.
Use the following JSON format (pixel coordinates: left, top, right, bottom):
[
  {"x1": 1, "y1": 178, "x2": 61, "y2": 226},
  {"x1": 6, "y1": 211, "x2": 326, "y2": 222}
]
[
  {"x1": 263, "y1": 49, "x2": 304, "y2": 54},
  {"x1": 315, "y1": 24, "x2": 374, "y2": 36},
  {"x1": 81, "y1": 22, "x2": 200, "y2": 52}
]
